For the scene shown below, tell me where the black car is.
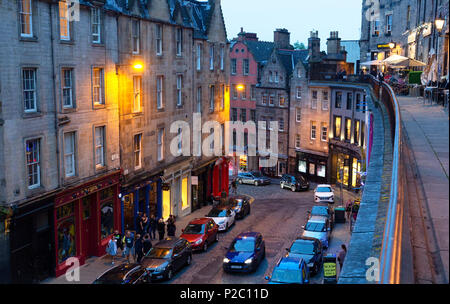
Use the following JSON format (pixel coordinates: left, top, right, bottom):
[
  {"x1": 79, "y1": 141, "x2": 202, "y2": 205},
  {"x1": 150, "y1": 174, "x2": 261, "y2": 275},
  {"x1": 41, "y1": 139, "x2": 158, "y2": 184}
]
[
  {"x1": 93, "y1": 263, "x2": 147, "y2": 284},
  {"x1": 228, "y1": 196, "x2": 251, "y2": 219},
  {"x1": 280, "y1": 174, "x2": 309, "y2": 192},
  {"x1": 285, "y1": 237, "x2": 323, "y2": 276},
  {"x1": 141, "y1": 237, "x2": 192, "y2": 281}
]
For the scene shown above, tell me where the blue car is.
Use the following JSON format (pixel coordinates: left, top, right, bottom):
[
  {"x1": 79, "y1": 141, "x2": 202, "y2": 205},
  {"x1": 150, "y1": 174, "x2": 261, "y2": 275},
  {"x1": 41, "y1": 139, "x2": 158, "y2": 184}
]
[
  {"x1": 265, "y1": 256, "x2": 310, "y2": 284},
  {"x1": 286, "y1": 237, "x2": 323, "y2": 276},
  {"x1": 223, "y1": 232, "x2": 266, "y2": 273}
]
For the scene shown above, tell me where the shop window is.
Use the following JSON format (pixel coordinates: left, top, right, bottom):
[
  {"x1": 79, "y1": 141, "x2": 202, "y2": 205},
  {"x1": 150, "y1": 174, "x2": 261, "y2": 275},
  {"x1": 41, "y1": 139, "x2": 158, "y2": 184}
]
[
  {"x1": 345, "y1": 118, "x2": 352, "y2": 141},
  {"x1": 138, "y1": 187, "x2": 147, "y2": 214},
  {"x1": 352, "y1": 158, "x2": 358, "y2": 188},
  {"x1": 162, "y1": 189, "x2": 171, "y2": 220},
  {"x1": 309, "y1": 163, "x2": 315, "y2": 176},
  {"x1": 100, "y1": 187, "x2": 114, "y2": 201},
  {"x1": 317, "y1": 164, "x2": 326, "y2": 178},
  {"x1": 149, "y1": 184, "x2": 157, "y2": 217},
  {"x1": 100, "y1": 201, "x2": 114, "y2": 239},
  {"x1": 82, "y1": 197, "x2": 91, "y2": 220},
  {"x1": 123, "y1": 193, "x2": 134, "y2": 231},
  {"x1": 298, "y1": 160, "x2": 306, "y2": 173},
  {"x1": 57, "y1": 216, "x2": 76, "y2": 264},
  {"x1": 334, "y1": 116, "x2": 342, "y2": 139},
  {"x1": 354, "y1": 120, "x2": 360, "y2": 146},
  {"x1": 182, "y1": 177, "x2": 189, "y2": 210}
]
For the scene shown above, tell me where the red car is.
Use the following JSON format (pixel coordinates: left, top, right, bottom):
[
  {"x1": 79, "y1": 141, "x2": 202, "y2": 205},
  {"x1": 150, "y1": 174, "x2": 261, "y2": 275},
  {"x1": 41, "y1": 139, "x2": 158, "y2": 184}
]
[{"x1": 180, "y1": 218, "x2": 219, "y2": 252}]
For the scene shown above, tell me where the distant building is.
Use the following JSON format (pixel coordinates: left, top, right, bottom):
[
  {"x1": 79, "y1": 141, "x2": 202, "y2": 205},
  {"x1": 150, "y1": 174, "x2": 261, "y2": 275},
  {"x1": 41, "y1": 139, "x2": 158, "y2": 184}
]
[{"x1": 341, "y1": 40, "x2": 361, "y2": 73}]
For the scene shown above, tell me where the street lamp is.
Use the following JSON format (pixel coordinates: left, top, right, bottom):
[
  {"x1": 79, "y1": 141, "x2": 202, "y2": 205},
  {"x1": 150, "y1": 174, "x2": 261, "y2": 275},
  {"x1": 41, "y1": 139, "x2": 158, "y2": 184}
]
[
  {"x1": 236, "y1": 84, "x2": 245, "y2": 91},
  {"x1": 115, "y1": 61, "x2": 145, "y2": 74},
  {"x1": 388, "y1": 41, "x2": 395, "y2": 49},
  {"x1": 435, "y1": 16, "x2": 445, "y2": 33}
]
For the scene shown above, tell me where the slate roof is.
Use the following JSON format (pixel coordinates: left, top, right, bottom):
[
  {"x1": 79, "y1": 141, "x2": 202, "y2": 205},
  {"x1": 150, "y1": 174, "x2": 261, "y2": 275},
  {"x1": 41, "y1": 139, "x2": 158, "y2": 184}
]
[
  {"x1": 242, "y1": 40, "x2": 275, "y2": 63},
  {"x1": 277, "y1": 49, "x2": 309, "y2": 76}
]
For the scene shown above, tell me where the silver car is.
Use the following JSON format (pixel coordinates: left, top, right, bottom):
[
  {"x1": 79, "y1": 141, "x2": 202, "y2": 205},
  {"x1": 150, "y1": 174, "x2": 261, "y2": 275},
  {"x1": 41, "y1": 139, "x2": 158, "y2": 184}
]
[
  {"x1": 237, "y1": 171, "x2": 271, "y2": 186},
  {"x1": 301, "y1": 216, "x2": 331, "y2": 248}
]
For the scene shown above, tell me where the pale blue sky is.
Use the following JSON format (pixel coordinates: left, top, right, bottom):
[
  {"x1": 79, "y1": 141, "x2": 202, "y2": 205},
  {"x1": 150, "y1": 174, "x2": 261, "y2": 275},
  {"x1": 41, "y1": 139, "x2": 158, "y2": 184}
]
[{"x1": 221, "y1": 0, "x2": 362, "y2": 48}]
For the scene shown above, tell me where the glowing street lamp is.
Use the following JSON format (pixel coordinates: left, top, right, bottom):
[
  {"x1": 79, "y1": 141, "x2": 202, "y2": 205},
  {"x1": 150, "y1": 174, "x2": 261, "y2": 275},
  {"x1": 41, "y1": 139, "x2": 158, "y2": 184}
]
[
  {"x1": 236, "y1": 84, "x2": 245, "y2": 91},
  {"x1": 435, "y1": 17, "x2": 445, "y2": 33},
  {"x1": 133, "y1": 62, "x2": 144, "y2": 71},
  {"x1": 388, "y1": 41, "x2": 395, "y2": 49}
]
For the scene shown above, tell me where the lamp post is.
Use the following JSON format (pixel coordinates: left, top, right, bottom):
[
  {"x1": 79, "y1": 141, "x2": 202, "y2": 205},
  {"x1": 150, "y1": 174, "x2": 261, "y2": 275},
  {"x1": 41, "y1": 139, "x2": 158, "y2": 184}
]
[{"x1": 115, "y1": 61, "x2": 145, "y2": 74}]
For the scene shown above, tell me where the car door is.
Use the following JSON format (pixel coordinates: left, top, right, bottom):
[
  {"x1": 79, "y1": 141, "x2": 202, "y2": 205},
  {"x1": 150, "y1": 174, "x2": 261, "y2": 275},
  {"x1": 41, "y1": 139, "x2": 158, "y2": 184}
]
[
  {"x1": 255, "y1": 236, "x2": 263, "y2": 263},
  {"x1": 227, "y1": 209, "x2": 235, "y2": 226},
  {"x1": 244, "y1": 173, "x2": 252, "y2": 184},
  {"x1": 206, "y1": 221, "x2": 215, "y2": 243},
  {"x1": 244, "y1": 200, "x2": 250, "y2": 215},
  {"x1": 172, "y1": 243, "x2": 184, "y2": 271}
]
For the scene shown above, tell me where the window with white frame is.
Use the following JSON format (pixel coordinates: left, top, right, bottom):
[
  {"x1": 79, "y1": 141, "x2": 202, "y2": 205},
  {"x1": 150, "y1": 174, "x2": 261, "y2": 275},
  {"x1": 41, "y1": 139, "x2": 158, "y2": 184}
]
[
  {"x1": 262, "y1": 94, "x2": 268, "y2": 105},
  {"x1": 251, "y1": 85, "x2": 256, "y2": 100},
  {"x1": 243, "y1": 59, "x2": 249, "y2": 75},
  {"x1": 311, "y1": 122, "x2": 317, "y2": 140},
  {"x1": 241, "y1": 85, "x2": 246, "y2": 100},
  {"x1": 176, "y1": 75, "x2": 182, "y2": 107},
  {"x1": 231, "y1": 59, "x2": 236, "y2": 74},
  {"x1": 62, "y1": 68, "x2": 74, "y2": 108},
  {"x1": 133, "y1": 76, "x2": 142, "y2": 112},
  {"x1": 92, "y1": 67, "x2": 104, "y2": 105},
  {"x1": 59, "y1": 0, "x2": 70, "y2": 40},
  {"x1": 196, "y1": 87, "x2": 202, "y2": 113},
  {"x1": 279, "y1": 95, "x2": 286, "y2": 107},
  {"x1": 26, "y1": 138, "x2": 40, "y2": 188},
  {"x1": 274, "y1": 71, "x2": 279, "y2": 83},
  {"x1": 134, "y1": 133, "x2": 142, "y2": 169},
  {"x1": 209, "y1": 85, "x2": 215, "y2": 110},
  {"x1": 279, "y1": 117, "x2": 284, "y2": 131},
  {"x1": 91, "y1": 7, "x2": 102, "y2": 43},
  {"x1": 232, "y1": 84, "x2": 238, "y2": 99},
  {"x1": 321, "y1": 124, "x2": 328, "y2": 142},
  {"x1": 196, "y1": 44, "x2": 202, "y2": 70},
  {"x1": 295, "y1": 134, "x2": 301, "y2": 149},
  {"x1": 64, "y1": 132, "x2": 76, "y2": 177},
  {"x1": 296, "y1": 108, "x2": 301, "y2": 122},
  {"x1": 95, "y1": 126, "x2": 105, "y2": 168},
  {"x1": 176, "y1": 27, "x2": 182, "y2": 56},
  {"x1": 177, "y1": 127, "x2": 182, "y2": 154},
  {"x1": 386, "y1": 14, "x2": 393, "y2": 34},
  {"x1": 157, "y1": 129, "x2": 164, "y2": 161},
  {"x1": 269, "y1": 71, "x2": 273, "y2": 82},
  {"x1": 311, "y1": 90, "x2": 318, "y2": 109},
  {"x1": 132, "y1": 19, "x2": 140, "y2": 54},
  {"x1": 220, "y1": 45, "x2": 224, "y2": 70},
  {"x1": 296, "y1": 87, "x2": 302, "y2": 99},
  {"x1": 23, "y1": 68, "x2": 37, "y2": 112},
  {"x1": 156, "y1": 24, "x2": 162, "y2": 55},
  {"x1": 156, "y1": 75, "x2": 163, "y2": 109},
  {"x1": 20, "y1": 0, "x2": 33, "y2": 37},
  {"x1": 269, "y1": 95, "x2": 274, "y2": 106},
  {"x1": 209, "y1": 45, "x2": 214, "y2": 70},
  {"x1": 372, "y1": 18, "x2": 380, "y2": 36},
  {"x1": 322, "y1": 91, "x2": 329, "y2": 110}
]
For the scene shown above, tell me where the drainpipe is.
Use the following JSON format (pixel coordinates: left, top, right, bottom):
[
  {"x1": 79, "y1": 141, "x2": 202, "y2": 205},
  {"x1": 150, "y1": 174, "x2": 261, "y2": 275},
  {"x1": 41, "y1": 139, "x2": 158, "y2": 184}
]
[{"x1": 49, "y1": 2, "x2": 61, "y2": 187}]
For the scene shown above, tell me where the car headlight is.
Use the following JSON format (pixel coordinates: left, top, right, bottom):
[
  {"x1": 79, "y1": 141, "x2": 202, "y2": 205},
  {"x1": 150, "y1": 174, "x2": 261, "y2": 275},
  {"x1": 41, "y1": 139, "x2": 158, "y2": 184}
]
[
  {"x1": 235, "y1": 207, "x2": 241, "y2": 213},
  {"x1": 194, "y1": 239, "x2": 203, "y2": 245},
  {"x1": 244, "y1": 258, "x2": 253, "y2": 264},
  {"x1": 223, "y1": 258, "x2": 230, "y2": 263}
]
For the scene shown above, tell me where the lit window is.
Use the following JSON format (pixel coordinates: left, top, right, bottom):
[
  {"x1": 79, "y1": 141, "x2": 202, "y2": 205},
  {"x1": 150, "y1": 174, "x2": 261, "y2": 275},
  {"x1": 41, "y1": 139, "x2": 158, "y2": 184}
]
[
  {"x1": 279, "y1": 95, "x2": 286, "y2": 106},
  {"x1": 372, "y1": 18, "x2": 380, "y2": 36},
  {"x1": 59, "y1": 0, "x2": 70, "y2": 40},
  {"x1": 334, "y1": 116, "x2": 342, "y2": 139},
  {"x1": 20, "y1": 0, "x2": 33, "y2": 37},
  {"x1": 92, "y1": 67, "x2": 104, "y2": 105},
  {"x1": 64, "y1": 132, "x2": 76, "y2": 177},
  {"x1": 26, "y1": 138, "x2": 40, "y2": 188},
  {"x1": 133, "y1": 76, "x2": 142, "y2": 112},
  {"x1": 269, "y1": 95, "x2": 274, "y2": 106}
]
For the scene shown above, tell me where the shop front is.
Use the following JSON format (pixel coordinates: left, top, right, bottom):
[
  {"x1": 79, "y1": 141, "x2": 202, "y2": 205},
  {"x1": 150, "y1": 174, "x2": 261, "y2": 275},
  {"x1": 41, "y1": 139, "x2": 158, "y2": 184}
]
[
  {"x1": 296, "y1": 150, "x2": 328, "y2": 184},
  {"x1": 212, "y1": 156, "x2": 230, "y2": 198},
  {"x1": 53, "y1": 171, "x2": 121, "y2": 277},
  {"x1": 120, "y1": 176, "x2": 162, "y2": 232},
  {"x1": 162, "y1": 159, "x2": 193, "y2": 219},
  {"x1": 329, "y1": 143, "x2": 363, "y2": 190}
]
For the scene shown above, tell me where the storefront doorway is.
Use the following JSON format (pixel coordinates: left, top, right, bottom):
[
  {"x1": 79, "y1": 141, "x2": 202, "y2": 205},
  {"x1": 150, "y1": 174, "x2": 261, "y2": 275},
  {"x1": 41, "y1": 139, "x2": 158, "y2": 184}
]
[{"x1": 81, "y1": 195, "x2": 96, "y2": 258}]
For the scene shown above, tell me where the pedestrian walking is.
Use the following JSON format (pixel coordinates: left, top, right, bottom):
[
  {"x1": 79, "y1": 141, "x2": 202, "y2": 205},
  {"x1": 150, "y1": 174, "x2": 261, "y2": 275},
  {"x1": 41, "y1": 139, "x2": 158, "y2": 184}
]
[
  {"x1": 345, "y1": 200, "x2": 352, "y2": 221},
  {"x1": 231, "y1": 179, "x2": 237, "y2": 195},
  {"x1": 113, "y1": 230, "x2": 123, "y2": 254},
  {"x1": 136, "y1": 212, "x2": 143, "y2": 235},
  {"x1": 167, "y1": 217, "x2": 176, "y2": 237},
  {"x1": 141, "y1": 213, "x2": 149, "y2": 234},
  {"x1": 157, "y1": 218, "x2": 166, "y2": 240},
  {"x1": 134, "y1": 234, "x2": 144, "y2": 263},
  {"x1": 352, "y1": 203, "x2": 360, "y2": 221},
  {"x1": 149, "y1": 215, "x2": 157, "y2": 240},
  {"x1": 143, "y1": 233, "x2": 153, "y2": 255},
  {"x1": 337, "y1": 244, "x2": 347, "y2": 272},
  {"x1": 106, "y1": 236, "x2": 118, "y2": 265},
  {"x1": 123, "y1": 230, "x2": 135, "y2": 263}
]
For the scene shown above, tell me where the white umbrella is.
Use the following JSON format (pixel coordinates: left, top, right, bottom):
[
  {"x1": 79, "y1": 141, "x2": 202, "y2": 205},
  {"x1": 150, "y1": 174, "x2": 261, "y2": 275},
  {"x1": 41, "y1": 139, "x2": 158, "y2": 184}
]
[
  {"x1": 383, "y1": 54, "x2": 426, "y2": 67},
  {"x1": 360, "y1": 59, "x2": 383, "y2": 66}
]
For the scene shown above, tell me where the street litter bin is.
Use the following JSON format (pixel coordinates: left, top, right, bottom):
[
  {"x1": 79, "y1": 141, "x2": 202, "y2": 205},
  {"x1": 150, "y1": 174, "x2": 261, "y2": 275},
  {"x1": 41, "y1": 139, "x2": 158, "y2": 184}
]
[
  {"x1": 323, "y1": 254, "x2": 337, "y2": 284},
  {"x1": 334, "y1": 207, "x2": 346, "y2": 223}
]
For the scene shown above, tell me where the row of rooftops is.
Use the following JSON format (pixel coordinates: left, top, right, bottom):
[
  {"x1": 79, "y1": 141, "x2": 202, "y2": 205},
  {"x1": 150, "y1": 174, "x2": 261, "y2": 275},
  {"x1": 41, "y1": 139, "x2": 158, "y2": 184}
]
[{"x1": 76, "y1": 0, "x2": 223, "y2": 40}]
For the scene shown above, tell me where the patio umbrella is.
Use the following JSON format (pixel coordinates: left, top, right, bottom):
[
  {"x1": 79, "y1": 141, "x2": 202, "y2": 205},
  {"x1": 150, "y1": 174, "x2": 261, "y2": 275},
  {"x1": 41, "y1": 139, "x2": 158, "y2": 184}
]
[
  {"x1": 382, "y1": 54, "x2": 426, "y2": 67},
  {"x1": 360, "y1": 59, "x2": 383, "y2": 66}
]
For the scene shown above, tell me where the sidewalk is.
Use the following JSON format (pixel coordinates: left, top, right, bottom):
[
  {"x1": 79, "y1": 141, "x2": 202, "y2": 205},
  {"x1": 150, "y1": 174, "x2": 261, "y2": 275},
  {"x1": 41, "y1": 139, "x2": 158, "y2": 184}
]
[{"x1": 398, "y1": 96, "x2": 449, "y2": 282}]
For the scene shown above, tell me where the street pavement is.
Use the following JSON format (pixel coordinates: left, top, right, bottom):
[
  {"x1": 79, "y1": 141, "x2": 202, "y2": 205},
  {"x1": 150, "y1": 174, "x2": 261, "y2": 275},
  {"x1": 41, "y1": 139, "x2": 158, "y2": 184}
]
[
  {"x1": 398, "y1": 96, "x2": 449, "y2": 283},
  {"x1": 43, "y1": 178, "x2": 359, "y2": 284}
]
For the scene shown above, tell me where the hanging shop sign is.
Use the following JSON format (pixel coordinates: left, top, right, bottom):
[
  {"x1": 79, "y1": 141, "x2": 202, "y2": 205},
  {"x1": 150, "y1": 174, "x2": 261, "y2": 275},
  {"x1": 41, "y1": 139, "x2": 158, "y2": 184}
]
[
  {"x1": 377, "y1": 43, "x2": 396, "y2": 49},
  {"x1": 408, "y1": 31, "x2": 416, "y2": 44},
  {"x1": 191, "y1": 176, "x2": 198, "y2": 186},
  {"x1": 161, "y1": 183, "x2": 171, "y2": 191}
]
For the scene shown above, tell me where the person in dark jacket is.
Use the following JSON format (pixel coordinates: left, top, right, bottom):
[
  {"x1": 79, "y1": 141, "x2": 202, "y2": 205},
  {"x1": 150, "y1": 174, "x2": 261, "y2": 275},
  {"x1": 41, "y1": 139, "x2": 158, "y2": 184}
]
[
  {"x1": 113, "y1": 230, "x2": 123, "y2": 253},
  {"x1": 142, "y1": 233, "x2": 153, "y2": 255},
  {"x1": 167, "y1": 216, "x2": 176, "y2": 237},
  {"x1": 134, "y1": 234, "x2": 144, "y2": 263},
  {"x1": 136, "y1": 212, "x2": 143, "y2": 235},
  {"x1": 141, "y1": 213, "x2": 149, "y2": 234},
  {"x1": 157, "y1": 218, "x2": 166, "y2": 240},
  {"x1": 123, "y1": 230, "x2": 135, "y2": 263},
  {"x1": 149, "y1": 215, "x2": 157, "y2": 240}
]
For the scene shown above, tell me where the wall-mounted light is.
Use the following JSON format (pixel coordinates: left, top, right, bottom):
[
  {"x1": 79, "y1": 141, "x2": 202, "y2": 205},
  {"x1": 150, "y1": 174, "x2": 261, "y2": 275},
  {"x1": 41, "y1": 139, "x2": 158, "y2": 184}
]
[
  {"x1": 435, "y1": 16, "x2": 445, "y2": 33},
  {"x1": 236, "y1": 84, "x2": 245, "y2": 91}
]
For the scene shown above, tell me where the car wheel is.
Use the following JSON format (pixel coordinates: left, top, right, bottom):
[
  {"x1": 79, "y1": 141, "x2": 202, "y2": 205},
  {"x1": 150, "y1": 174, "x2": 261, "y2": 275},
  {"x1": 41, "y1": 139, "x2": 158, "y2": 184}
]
[
  {"x1": 203, "y1": 242, "x2": 208, "y2": 252},
  {"x1": 238, "y1": 179, "x2": 243, "y2": 184},
  {"x1": 167, "y1": 269, "x2": 173, "y2": 280},
  {"x1": 280, "y1": 183, "x2": 284, "y2": 189},
  {"x1": 186, "y1": 254, "x2": 192, "y2": 266},
  {"x1": 291, "y1": 186, "x2": 296, "y2": 192},
  {"x1": 254, "y1": 181, "x2": 259, "y2": 186}
]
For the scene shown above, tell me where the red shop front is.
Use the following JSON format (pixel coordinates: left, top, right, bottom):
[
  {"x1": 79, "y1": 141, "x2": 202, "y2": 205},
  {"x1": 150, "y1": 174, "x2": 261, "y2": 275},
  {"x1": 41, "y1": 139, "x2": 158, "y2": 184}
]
[
  {"x1": 53, "y1": 171, "x2": 121, "y2": 277},
  {"x1": 212, "y1": 157, "x2": 230, "y2": 198}
]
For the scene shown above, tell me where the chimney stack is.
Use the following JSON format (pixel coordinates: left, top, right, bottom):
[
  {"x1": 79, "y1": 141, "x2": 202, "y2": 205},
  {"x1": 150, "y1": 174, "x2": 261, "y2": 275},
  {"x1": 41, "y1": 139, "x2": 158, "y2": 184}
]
[
  {"x1": 274, "y1": 28, "x2": 291, "y2": 49},
  {"x1": 327, "y1": 31, "x2": 341, "y2": 55},
  {"x1": 308, "y1": 31, "x2": 321, "y2": 62}
]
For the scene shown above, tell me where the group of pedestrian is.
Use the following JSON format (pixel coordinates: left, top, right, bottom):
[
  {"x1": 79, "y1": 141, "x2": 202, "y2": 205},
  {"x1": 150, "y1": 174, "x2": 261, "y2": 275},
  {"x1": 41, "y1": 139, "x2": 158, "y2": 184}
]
[
  {"x1": 106, "y1": 229, "x2": 154, "y2": 265},
  {"x1": 136, "y1": 213, "x2": 157, "y2": 240},
  {"x1": 345, "y1": 199, "x2": 360, "y2": 222}
]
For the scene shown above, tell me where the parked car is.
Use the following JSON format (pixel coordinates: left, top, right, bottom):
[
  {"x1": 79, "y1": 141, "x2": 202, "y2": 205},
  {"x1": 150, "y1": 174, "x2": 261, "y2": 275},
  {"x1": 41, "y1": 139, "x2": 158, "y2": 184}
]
[
  {"x1": 309, "y1": 205, "x2": 334, "y2": 229},
  {"x1": 141, "y1": 237, "x2": 192, "y2": 281},
  {"x1": 314, "y1": 184, "x2": 334, "y2": 204},
  {"x1": 93, "y1": 263, "x2": 147, "y2": 284},
  {"x1": 228, "y1": 195, "x2": 251, "y2": 219},
  {"x1": 265, "y1": 256, "x2": 310, "y2": 284},
  {"x1": 223, "y1": 232, "x2": 266, "y2": 273},
  {"x1": 286, "y1": 237, "x2": 323, "y2": 275},
  {"x1": 280, "y1": 174, "x2": 309, "y2": 192},
  {"x1": 180, "y1": 218, "x2": 219, "y2": 252},
  {"x1": 301, "y1": 216, "x2": 331, "y2": 248},
  {"x1": 206, "y1": 204, "x2": 236, "y2": 231},
  {"x1": 237, "y1": 171, "x2": 271, "y2": 186}
]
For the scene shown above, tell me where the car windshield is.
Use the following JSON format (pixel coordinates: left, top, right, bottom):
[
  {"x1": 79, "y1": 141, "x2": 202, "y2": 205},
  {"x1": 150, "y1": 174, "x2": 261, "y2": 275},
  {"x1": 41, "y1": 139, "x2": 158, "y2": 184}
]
[
  {"x1": 230, "y1": 199, "x2": 243, "y2": 207},
  {"x1": 146, "y1": 247, "x2": 172, "y2": 259},
  {"x1": 183, "y1": 224, "x2": 205, "y2": 234},
  {"x1": 251, "y1": 172, "x2": 262, "y2": 177},
  {"x1": 316, "y1": 187, "x2": 332, "y2": 193},
  {"x1": 208, "y1": 209, "x2": 228, "y2": 218},
  {"x1": 271, "y1": 268, "x2": 302, "y2": 283},
  {"x1": 230, "y1": 238, "x2": 255, "y2": 252},
  {"x1": 305, "y1": 222, "x2": 326, "y2": 232},
  {"x1": 290, "y1": 241, "x2": 315, "y2": 254},
  {"x1": 95, "y1": 265, "x2": 137, "y2": 283},
  {"x1": 311, "y1": 207, "x2": 328, "y2": 216}
]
